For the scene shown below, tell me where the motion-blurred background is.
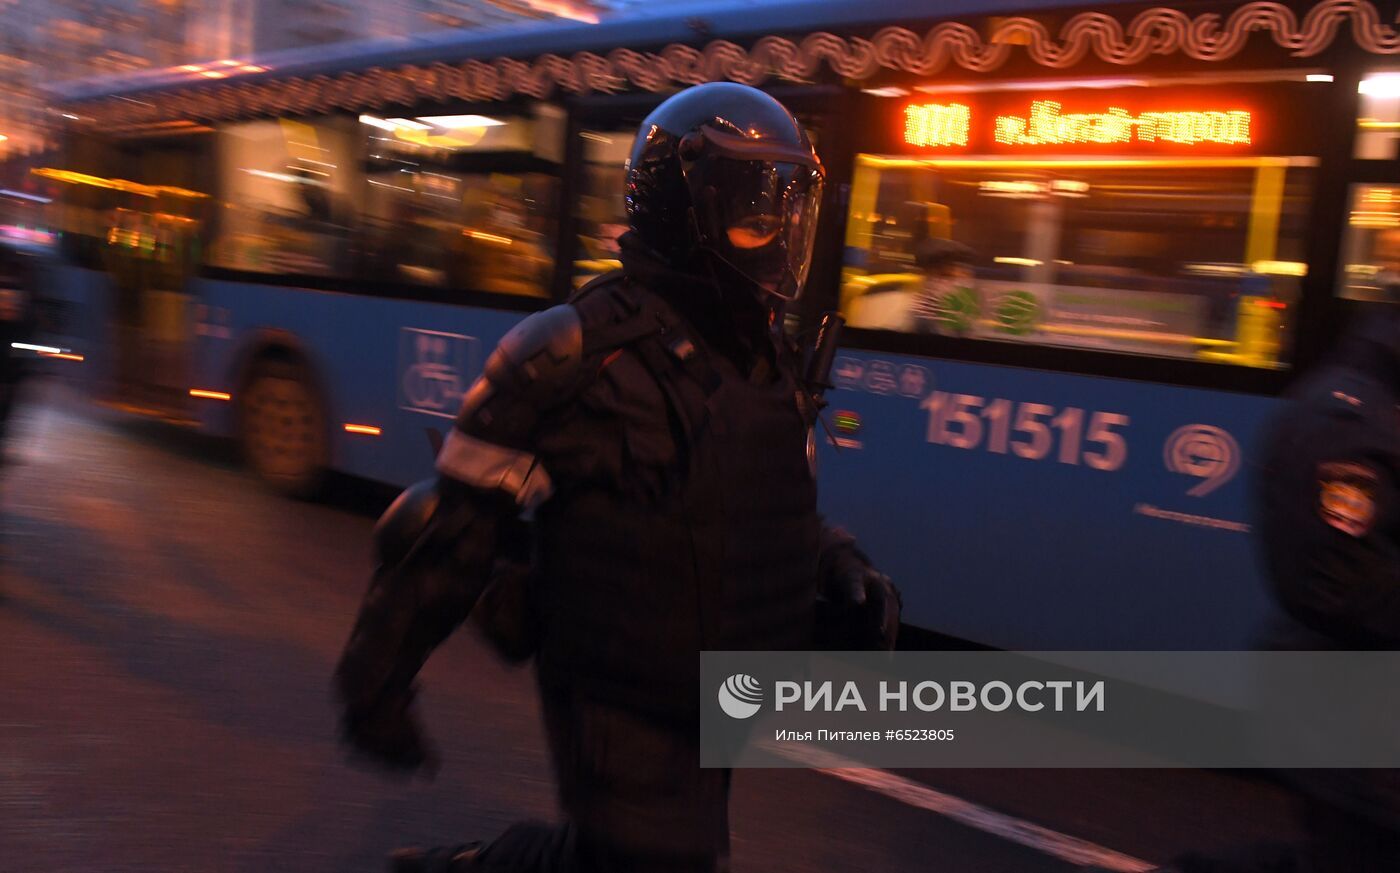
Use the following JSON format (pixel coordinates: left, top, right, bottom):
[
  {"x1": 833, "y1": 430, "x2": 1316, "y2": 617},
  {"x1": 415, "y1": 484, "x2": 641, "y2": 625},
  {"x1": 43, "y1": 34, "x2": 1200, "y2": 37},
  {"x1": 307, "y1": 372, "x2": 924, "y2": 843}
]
[{"x1": 0, "y1": 0, "x2": 647, "y2": 158}]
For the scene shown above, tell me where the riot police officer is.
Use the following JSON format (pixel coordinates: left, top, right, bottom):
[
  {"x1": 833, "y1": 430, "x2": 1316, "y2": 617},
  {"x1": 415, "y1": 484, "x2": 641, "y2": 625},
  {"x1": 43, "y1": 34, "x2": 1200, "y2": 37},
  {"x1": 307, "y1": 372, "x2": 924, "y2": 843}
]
[
  {"x1": 1083, "y1": 303, "x2": 1400, "y2": 873},
  {"x1": 0, "y1": 240, "x2": 38, "y2": 466},
  {"x1": 335, "y1": 82, "x2": 901, "y2": 873},
  {"x1": 1238, "y1": 302, "x2": 1400, "y2": 873}
]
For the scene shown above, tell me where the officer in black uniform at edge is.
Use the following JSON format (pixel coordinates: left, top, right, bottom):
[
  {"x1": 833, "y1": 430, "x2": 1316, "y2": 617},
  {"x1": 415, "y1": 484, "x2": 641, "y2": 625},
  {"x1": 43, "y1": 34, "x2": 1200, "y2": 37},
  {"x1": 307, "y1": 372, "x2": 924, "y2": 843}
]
[
  {"x1": 0, "y1": 242, "x2": 37, "y2": 471},
  {"x1": 334, "y1": 82, "x2": 902, "y2": 873},
  {"x1": 1085, "y1": 251, "x2": 1400, "y2": 872}
]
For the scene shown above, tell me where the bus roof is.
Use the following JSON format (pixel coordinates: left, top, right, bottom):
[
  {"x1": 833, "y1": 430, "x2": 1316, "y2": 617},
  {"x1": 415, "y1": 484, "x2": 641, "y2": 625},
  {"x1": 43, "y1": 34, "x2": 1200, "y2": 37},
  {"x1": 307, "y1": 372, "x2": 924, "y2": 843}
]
[{"x1": 54, "y1": 0, "x2": 1140, "y2": 103}]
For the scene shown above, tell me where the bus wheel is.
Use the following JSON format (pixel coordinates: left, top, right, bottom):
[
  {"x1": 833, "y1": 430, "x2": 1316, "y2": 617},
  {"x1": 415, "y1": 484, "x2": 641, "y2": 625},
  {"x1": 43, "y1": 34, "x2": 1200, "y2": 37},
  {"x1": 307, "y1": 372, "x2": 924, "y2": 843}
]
[{"x1": 239, "y1": 359, "x2": 327, "y2": 498}]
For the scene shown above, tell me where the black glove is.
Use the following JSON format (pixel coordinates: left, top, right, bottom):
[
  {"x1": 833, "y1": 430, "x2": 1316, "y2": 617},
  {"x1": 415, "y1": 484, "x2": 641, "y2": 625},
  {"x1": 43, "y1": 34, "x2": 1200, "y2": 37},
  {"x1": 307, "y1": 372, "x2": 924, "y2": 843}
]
[
  {"x1": 340, "y1": 690, "x2": 440, "y2": 779},
  {"x1": 816, "y1": 543, "x2": 902, "y2": 651}
]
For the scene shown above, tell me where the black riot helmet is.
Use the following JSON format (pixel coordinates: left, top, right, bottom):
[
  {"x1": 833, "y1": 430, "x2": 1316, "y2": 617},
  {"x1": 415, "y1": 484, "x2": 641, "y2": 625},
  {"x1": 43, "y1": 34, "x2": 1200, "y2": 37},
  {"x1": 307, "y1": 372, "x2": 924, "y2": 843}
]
[{"x1": 625, "y1": 82, "x2": 825, "y2": 301}]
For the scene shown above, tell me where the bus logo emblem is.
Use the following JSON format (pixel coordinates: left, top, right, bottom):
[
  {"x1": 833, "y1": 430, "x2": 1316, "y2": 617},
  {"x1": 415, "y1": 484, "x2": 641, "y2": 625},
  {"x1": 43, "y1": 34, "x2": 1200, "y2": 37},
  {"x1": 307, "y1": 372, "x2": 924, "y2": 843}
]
[{"x1": 1163, "y1": 424, "x2": 1240, "y2": 497}]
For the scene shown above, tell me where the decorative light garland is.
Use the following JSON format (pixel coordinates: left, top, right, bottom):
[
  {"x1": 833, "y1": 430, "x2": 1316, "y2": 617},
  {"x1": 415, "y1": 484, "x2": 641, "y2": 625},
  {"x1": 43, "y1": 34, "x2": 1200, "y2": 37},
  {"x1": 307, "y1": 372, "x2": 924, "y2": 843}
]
[{"x1": 66, "y1": 1, "x2": 1400, "y2": 130}]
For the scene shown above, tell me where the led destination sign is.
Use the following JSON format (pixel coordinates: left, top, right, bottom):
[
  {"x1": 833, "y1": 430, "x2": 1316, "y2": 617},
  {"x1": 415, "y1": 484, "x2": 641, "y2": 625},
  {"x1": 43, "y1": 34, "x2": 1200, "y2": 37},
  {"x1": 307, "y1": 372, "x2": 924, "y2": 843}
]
[
  {"x1": 905, "y1": 102, "x2": 972, "y2": 147},
  {"x1": 890, "y1": 84, "x2": 1311, "y2": 155},
  {"x1": 995, "y1": 101, "x2": 1251, "y2": 146},
  {"x1": 907, "y1": 100, "x2": 1251, "y2": 148}
]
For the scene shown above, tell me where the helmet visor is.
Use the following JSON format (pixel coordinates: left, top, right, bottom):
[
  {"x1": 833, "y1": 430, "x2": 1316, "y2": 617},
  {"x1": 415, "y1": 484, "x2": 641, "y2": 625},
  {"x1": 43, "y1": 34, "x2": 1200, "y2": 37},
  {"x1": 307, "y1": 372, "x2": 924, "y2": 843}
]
[{"x1": 698, "y1": 159, "x2": 823, "y2": 300}]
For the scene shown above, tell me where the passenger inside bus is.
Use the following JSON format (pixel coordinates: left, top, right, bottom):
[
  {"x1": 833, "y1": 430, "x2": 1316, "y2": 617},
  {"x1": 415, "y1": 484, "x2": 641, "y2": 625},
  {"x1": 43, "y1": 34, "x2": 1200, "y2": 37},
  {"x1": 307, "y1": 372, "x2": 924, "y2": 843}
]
[
  {"x1": 910, "y1": 238, "x2": 978, "y2": 335},
  {"x1": 846, "y1": 237, "x2": 978, "y2": 334}
]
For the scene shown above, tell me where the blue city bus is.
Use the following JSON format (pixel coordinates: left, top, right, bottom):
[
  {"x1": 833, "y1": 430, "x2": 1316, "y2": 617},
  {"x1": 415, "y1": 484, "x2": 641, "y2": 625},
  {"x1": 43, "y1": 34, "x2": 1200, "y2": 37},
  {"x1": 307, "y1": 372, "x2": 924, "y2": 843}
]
[{"x1": 33, "y1": 0, "x2": 1400, "y2": 649}]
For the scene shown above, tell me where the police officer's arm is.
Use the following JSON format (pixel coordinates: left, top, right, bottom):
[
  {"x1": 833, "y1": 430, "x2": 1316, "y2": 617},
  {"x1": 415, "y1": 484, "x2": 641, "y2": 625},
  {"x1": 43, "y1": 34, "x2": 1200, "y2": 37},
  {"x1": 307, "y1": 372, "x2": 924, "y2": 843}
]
[
  {"x1": 333, "y1": 306, "x2": 582, "y2": 771},
  {"x1": 817, "y1": 524, "x2": 902, "y2": 650}
]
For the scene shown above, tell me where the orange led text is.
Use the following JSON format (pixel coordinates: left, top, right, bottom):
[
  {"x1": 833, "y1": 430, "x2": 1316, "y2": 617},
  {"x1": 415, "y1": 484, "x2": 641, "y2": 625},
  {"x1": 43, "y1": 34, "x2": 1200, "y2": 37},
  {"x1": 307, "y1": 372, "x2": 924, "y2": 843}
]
[
  {"x1": 994, "y1": 101, "x2": 1251, "y2": 146},
  {"x1": 904, "y1": 103, "x2": 971, "y2": 148}
]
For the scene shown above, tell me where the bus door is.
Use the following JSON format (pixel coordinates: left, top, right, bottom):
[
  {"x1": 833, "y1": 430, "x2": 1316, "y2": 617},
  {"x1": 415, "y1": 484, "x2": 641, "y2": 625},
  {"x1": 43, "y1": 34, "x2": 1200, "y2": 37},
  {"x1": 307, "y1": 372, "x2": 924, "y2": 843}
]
[
  {"x1": 1333, "y1": 68, "x2": 1400, "y2": 313},
  {"x1": 97, "y1": 139, "x2": 212, "y2": 416},
  {"x1": 115, "y1": 141, "x2": 207, "y2": 414}
]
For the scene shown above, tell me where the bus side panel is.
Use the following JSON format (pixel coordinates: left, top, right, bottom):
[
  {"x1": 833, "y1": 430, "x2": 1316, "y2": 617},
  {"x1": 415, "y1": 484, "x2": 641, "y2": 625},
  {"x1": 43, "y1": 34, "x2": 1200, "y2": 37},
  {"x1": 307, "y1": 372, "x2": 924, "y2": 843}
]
[
  {"x1": 39, "y1": 264, "x2": 113, "y2": 395},
  {"x1": 816, "y1": 350, "x2": 1284, "y2": 651},
  {"x1": 192, "y1": 279, "x2": 529, "y2": 487}
]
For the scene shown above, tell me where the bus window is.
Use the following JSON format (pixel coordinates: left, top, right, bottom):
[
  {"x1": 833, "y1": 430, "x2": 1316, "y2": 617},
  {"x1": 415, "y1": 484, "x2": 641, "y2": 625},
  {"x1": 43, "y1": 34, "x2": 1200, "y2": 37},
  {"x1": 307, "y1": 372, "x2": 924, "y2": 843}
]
[
  {"x1": 1336, "y1": 184, "x2": 1400, "y2": 301},
  {"x1": 209, "y1": 116, "x2": 361, "y2": 276},
  {"x1": 359, "y1": 166, "x2": 558, "y2": 297},
  {"x1": 1356, "y1": 71, "x2": 1400, "y2": 160},
  {"x1": 841, "y1": 155, "x2": 1314, "y2": 368},
  {"x1": 210, "y1": 110, "x2": 562, "y2": 297},
  {"x1": 574, "y1": 128, "x2": 632, "y2": 288},
  {"x1": 0, "y1": 188, "x2": 55, "y2": 250},
  {"x1": 356, "y1": 110, "x2": 561, "y2": 297}
]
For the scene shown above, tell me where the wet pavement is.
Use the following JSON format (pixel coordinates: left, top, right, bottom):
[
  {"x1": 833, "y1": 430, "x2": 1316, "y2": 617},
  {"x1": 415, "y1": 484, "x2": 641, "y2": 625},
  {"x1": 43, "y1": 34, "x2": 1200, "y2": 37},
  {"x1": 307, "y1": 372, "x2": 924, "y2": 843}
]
[{"x1": 0, "y1": 381, "x2": 1305, "y2": 872}]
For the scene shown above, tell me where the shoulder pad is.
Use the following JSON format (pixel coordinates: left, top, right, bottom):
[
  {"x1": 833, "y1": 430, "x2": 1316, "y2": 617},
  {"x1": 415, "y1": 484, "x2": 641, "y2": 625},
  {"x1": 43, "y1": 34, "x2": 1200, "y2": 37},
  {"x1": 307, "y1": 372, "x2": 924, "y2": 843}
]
[
  {"x1": 1310, "y1": 371, "x2": 1391, "y2": 420},
  {"x1": 455, "y1": 305, "x2": 582, "y2": 438},
  {"x1": 482, "y1": 304, "x2": 583, "y2": 398},
  {"x1": 1324, "y1": 389, "x2": 1367, "y2": 413}
]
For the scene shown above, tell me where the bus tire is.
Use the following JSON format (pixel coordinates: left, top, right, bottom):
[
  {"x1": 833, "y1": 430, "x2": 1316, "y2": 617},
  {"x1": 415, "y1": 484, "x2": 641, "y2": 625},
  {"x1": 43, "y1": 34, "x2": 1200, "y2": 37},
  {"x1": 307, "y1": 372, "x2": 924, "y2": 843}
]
[{"x1": 238, "y1": 357, "x2": 328, "y2": 499}]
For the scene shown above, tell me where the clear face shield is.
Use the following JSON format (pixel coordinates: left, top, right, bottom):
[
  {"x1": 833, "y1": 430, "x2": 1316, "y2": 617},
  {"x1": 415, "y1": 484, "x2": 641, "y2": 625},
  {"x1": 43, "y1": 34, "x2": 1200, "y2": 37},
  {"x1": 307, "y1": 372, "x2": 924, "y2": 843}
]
[{"x1": 682, "y1": 126, "x2": 825, "y2": 301}]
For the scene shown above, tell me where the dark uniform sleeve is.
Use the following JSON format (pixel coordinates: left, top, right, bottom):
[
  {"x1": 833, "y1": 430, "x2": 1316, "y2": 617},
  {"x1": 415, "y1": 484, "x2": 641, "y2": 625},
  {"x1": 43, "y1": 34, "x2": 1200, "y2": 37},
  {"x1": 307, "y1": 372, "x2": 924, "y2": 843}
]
[
  {"x1": 1260, "y1": 388, "x2": 1400, "y2": 647},
  {"x1": 333, "y1": 305, "x2": 583, "y2": 771}
]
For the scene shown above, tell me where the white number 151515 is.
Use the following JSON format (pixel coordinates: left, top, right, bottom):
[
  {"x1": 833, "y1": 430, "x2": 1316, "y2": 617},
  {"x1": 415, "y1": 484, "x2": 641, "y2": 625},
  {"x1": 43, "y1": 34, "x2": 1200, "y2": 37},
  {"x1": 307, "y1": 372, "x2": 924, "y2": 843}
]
[{"x1": 921, "y1": 392, "x2": 1129, "y2": 471}]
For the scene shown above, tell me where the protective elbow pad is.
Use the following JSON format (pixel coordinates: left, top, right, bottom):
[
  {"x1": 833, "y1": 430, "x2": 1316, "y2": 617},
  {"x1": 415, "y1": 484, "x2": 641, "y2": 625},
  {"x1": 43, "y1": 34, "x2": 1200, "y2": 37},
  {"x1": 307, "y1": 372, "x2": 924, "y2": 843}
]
[
  {"x1": 373, "y1": 479, "x2": 445, "y2": 569},
  {"x1": 373, "y1": 477, "x2": 498, "y2": 569}
]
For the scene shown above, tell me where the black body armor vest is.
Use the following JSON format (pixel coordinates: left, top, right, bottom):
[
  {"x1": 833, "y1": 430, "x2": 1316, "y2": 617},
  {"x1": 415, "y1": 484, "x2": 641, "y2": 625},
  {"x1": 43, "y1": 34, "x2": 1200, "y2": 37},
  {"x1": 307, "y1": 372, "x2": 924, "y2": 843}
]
[{"x1": 531, "y1": 278, "x2": 820, "y2": 716}]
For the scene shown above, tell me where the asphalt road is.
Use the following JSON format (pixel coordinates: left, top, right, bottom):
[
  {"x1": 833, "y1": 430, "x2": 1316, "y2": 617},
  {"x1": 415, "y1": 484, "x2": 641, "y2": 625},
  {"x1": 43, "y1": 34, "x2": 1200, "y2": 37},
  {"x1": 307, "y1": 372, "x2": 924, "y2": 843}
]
[{"x1": 0, "y1": 383, "x2": 1306, "y2": 873}]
